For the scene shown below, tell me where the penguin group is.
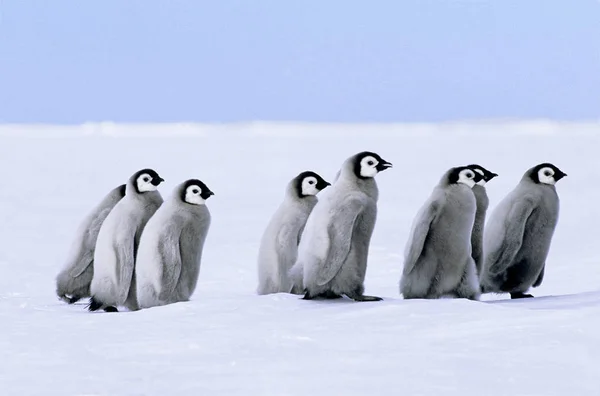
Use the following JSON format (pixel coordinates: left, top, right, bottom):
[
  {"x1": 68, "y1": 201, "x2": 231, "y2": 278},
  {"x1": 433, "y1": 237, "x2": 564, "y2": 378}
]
[
  {"x1": 56, "y1": 151, "x2": 566, "y2": 312},
  {"x1": 56, "y1": 169, "x2": 213, "y2": 312}
]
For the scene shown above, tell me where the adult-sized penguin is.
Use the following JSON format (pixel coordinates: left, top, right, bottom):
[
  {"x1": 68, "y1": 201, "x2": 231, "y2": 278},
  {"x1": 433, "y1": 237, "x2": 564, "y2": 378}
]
[
  {"x1": 290, "y1": 151, "x2": 392, "y2": 302},
  {"x1": 400, "y1": 166, "x2": 484, "y2": 300},
  {"x1": 56, "y1": 184, "x2": 126, "y2": 304},
  {"x1": 136, "y1": 179, "x2": 213, "y2": 309},
  {"x1": 89, "y1": 168, "x2": 164, "y2": 312},
  {"x1": 480, "y1": 163, "x2": 566, "y2": 299},
  {"x1": 257, "y1": 171, "x2": 330, "y2": 295},
  {"x1": 466, "y1": 164, "x2": 498, "y2": 275}
]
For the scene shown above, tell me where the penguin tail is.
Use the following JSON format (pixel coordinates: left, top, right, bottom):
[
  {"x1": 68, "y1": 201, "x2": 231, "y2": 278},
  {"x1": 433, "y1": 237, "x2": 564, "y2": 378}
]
[{"x1": 87, "y1": 297, "x2": 104, "y2": 312}]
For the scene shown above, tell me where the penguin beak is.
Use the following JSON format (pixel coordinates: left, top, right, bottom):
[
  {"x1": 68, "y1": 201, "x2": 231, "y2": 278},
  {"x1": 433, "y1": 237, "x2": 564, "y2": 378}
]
[
  {"x1": 151, "y1": 177, "x2": 165, "y2": 186},
  {"x1": 555, "y1": 170, "x2": 567, "y2": 181},
  {"x1": 376, "y1": 161, "x2": 393, "y2": 171},
  {"x1": 318, "y1": 181, "x2": 331, "y2": 190},
  {"x1": 486, "y1": 172, "x2": 499, "y2": 181}
]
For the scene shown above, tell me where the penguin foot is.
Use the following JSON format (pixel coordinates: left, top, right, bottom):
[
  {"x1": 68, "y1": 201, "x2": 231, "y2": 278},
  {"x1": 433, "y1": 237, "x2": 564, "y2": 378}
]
[
  {"x1": 510, "y1": 292, "x2": 534, "y2": 299},
  {"x1": 103, "y1": 306, "x2": 119, "y2": 313},
  {"x1": 67, "y1": 295, "x2": 82, "y2": 304},
  {"x1": 351, "y1": 295, "x2": 383, "y2": 302},
  {"x1": 317, "y1": 291, "x2": 343, "y2": 299},
  {"x1": 302, "y1": 291, "x2": 314, "y2": 300}
]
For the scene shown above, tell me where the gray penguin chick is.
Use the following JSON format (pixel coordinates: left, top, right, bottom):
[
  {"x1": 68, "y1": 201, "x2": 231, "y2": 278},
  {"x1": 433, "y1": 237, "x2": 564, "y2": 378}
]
[
  {"x1": 135, "y1": 179, "x2": 213, "y2": 309},
  {"x1": 257, "y1": 171, "x2": 330, "y2": 295},
  {"x1": 88, "y1": 168, "x2": 164, "y2": 312},
  {"x1": 400, "y1": 166, "x2": 484, "y2": 300},
  {"x1": 56, "y1": 184, "x2": 126, "y2": 304},
  {"x1": 466, "y1": 164, "x2": 498, "y2": 275},
  {"x1": 289, "y1": 151, "x2": 392, "y2": 302},
  {"x1": 480, "y1": 163, "x2": 566, "y2": 299}
]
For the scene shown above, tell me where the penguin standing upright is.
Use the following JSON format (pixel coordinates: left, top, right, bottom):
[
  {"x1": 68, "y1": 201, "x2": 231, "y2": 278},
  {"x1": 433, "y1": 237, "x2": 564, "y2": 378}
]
[
  {"x1": 56, "y1": 184, "x2": 126, "y2": 304},
  {"x1": 89, "y1": 169, "x2": 164, "y2": 312},
  {"x1": 289, "y1": 151, "x2": 392, "y2": 302},
  {"x1": 257, "y1": 171, "x2": 330, "y2": 295},
  {"x1": 400, "y1": 166, "x2": 484, "y2": 300},
  {"x1": 480, "y1": 163, "x2": 566, "y2": 299},
  {"x1": 136, "y1": 179, "x2": 213, "y2": 309},
  {"x1": 466, "y1": 164, "x2": 498, "y2": 275}
]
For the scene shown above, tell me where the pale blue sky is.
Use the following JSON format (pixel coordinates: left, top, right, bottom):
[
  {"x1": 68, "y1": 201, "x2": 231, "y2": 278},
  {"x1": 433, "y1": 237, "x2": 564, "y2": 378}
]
[{"x1": 0, "y1": 0, "x2": 598, "y2": 123}]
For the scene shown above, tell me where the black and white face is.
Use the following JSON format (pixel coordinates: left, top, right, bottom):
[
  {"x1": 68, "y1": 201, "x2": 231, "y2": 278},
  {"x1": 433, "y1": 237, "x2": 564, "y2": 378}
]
[
  {"x1": 355, "y1": 152, "x2": 393, "y2": 179},
  {"x1": 449, "y1": 166, "x2": 483, "y2": 188},
  {"x1": 135, "y1": 169, "x2": 164, "y2": 193},
  {"x1": 535, "y1": 164, "x2": 567, "y2": 185},
  {"x1": 182, "y1": 179, "x2": 214, "y2": 205},
  {"x1": 296, "y1": 171, "x2": 330, "y2": 197},
  {"x1": 467, "y1": 164, "x2": 498, "y2": 186}
]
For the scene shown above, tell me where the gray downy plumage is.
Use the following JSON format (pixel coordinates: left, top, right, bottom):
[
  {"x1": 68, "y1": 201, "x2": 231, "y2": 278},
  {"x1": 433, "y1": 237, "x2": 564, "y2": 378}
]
[
  {"x1": 135, "y1": 179, "x2": 213, "y2": 309},
  {"x1": 55, "y1": 184, "x2": 126, "y2": 304},
  {"x1": 466, "y1": 164, "x2": 498, "y2": 275},
  {"x1": 257, "y1": 171, "x2": 330, "y2": 295},
  {"x1": 400, "y1": 166, "x2": 484, "y2": 300},
  {"x1": 289, "y1": 151, "x2": 392, "y2": 302},
  {"x1": 480, "y1": 163, "x2": 566, "y2": 299},
  {"x1": 88, "y1": 168, "x2": 164, "y2": 312}
]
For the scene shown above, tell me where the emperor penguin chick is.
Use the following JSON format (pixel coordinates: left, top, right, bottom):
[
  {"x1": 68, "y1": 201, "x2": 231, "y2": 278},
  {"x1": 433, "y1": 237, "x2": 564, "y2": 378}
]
[
  {"x1": 466, "y1": 164, "x2": 498, "y2": 275},
  {"x1": 400, "y1": 166, "x2": 484, "y2": 300},
  {"x1": 136, "y1": 179, "x2": 213, "y2": 308},
  {"x1": 290, "y1": 151, "x2": 392, "y2": 302},
  {"x1": 257, "y1": 171, "x2": 330, "y2": 295},
  {"x1": 88, "y1": 169, "x2": 164, "y2": 312},
  {"x1": 480, "y1": 163, "x2": 566, "y2": 299},
  {"x1": 56, "y1": 184, "x2": 126, "y2": 304}
]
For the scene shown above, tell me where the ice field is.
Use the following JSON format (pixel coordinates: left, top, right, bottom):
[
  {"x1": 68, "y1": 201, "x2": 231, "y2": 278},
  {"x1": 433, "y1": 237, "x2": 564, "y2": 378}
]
[{"x1": 1, "y1": 121, "x2": 599, "y2": 395}]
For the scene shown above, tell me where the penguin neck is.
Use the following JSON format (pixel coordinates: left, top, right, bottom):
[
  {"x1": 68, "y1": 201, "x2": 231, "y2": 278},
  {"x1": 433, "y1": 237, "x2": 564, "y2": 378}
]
[
  {"x1": 338, "y1": 167, "x2": 379, "y2": 200},
  {"x1": 285, "y1": 181, "x2": 318, "y2": 206}
]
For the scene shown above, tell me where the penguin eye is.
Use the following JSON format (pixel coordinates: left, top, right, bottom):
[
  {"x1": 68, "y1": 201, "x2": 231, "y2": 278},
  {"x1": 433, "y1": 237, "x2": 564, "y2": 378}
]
[
  {"x1": 367, "y1": 160, "x2": 374, "y2": 166},
  {"x1": 192, "y1": 189, "x2": 199, "y2": 194},
  {"x1": 544, "y1": 171, "x2": 552, "y2": 177},
  {"x1": 308, "y1": 180, "x2": 315, "y2": 185},
  {"x1": 143, "y1": 177, "x2": 150, "y2": 182}
]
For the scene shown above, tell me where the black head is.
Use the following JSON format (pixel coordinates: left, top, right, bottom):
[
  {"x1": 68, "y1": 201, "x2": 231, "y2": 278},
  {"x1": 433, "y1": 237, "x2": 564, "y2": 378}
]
[
  {"x1": 294, "y1": 171, "x2": 331, "y2": 198},
  {"x1": 133, "y1": 168, "x2": 164, "y2": 194},
  {"x1": 528, "y1": 163, "x2": 567, "y2": 185},
  {"x1": 447, "y1": 166, "x2": 484, "y2": 187},
  {"x1": 353, "y1": 151, "x2": 393, "y2": 179},
  {"x1": 118, "y1": 184, "x2": 126, "y2": 198},
  {"x1": 466, "y1": 164, "x2": 498, "y2": 184},
  {"x1": 180, "y1": 179, "x2": 214, "y2": 205}
]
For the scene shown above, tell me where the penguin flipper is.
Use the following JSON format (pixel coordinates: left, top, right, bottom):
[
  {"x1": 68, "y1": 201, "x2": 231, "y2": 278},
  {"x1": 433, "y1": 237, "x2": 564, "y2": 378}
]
[
  {"x1": 158, "y1": 229, "x2": 183, "y2": 300},
  {"x1": 487, "y1": 197, "x2": 536, "y2": 276},
  {"x1": 315, "y1": 197, "x2": 364, "y2": 287},
  {"x1": 116, "y1": 237, "x2": 136, "y2": 304},
  {"x1": 532, "y1": 265, "x2": 545, "y2": 288},
  {"x1": 68, "y1": 206, "x2": 114, "y2": 278},
  {"x1": 402, "y1": 200, "x2": 440, "y2": 276}
]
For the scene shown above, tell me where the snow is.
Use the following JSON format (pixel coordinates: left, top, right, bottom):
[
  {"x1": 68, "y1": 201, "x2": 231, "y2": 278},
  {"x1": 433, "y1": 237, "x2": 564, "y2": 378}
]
[{"x1": 1, "y1": 121, "x2": 599, "y2": 395}]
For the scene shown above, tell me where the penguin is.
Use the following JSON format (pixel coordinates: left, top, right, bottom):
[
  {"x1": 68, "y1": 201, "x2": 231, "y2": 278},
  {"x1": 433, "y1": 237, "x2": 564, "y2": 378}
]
[
  {"x1": 466, "y1": 164, "x2": 498, "y2": 275},
  {"x1": 135, "y1": 179, "x2": 213, "y2": 309},
  {"x1": 289, "y1": 151, "x2": 392, "y2": 302},
  {"x1": 257, "y1": 171, "x2": 331, "y2": 295},
  {"x1": 479, "y1": 163, "x2": 566, "y2": 299},
  {"x1": 88, "y1": 168, "x2": 164, "y2": 312},
  {"x1": 399, "y1": 166, "x2": 484, "y2": 300},
  {"x1": 55, "y1": 184, "x2": 126, "y2": 304}
]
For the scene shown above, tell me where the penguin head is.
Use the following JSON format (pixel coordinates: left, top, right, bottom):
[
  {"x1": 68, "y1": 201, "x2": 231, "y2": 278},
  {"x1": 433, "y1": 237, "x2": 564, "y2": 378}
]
[
  {"x1": 181, "y1": 179, "x2": 214, "y2": 205},
  {"x1": 466, "y1": 164, "x2": 498, "y2": 186},
  {"x1": 530, "y1": 163, "x2": 567, "y2": 185},
  {"x1": 134, "y1": 169, "x2": 164, "y2": 193},
  {"x1": 294, "y1": 171, "x2": 331, "y2": 197},
  {"x1": 353, "y1": 151, "x2": 393, "y2": 179},
  {"x1": 447, "y1": 166, "x2": 483, "y2": 188}
]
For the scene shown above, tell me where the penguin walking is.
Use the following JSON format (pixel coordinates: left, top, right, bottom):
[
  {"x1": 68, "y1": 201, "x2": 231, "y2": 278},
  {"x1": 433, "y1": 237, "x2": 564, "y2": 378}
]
[
  {"x1": 135, "y1": 179, "x2": 213, "y2": 309},
  {"x1": 289, "y1": 151, "x2": 392, "y2": 302},
  {"x1": 257, "y1": 171, "x2": 330, "y2": 295},
  {"x1": 480, "y1": 163, "x2": 566, "y2": 299},
  {"x1": 88, "y1": 169, "x2": 164, "y2": 312},
  {"x1": 400, "y1": 166, "x2": 484, "y2": 300},
  {"x1": 56, "y1": 184, "x2": 126, "y2": 304},
  {"x1": 466, "y1": 164, "x2": 498, "y2": 275}
]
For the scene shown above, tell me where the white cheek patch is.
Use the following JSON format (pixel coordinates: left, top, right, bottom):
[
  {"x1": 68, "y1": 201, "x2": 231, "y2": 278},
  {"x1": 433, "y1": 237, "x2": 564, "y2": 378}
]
[
  {"x1": 137, "y1": 174, "x2": 157, "y2": 192},
  {"x1": 301, "y1": 177, "x2": 320, "y2": 196},
  {"x1": 360, "y1": 156, "x2": 379, "y2": 178},
  {"x1": 457, "y1": 170, "x2": 476, "y2": 188},
  {"x1": 473, "y1": 169, "x2": 486, "y2": 186},
  {"x1": 185, "y1": 186, "x2": 206, "y2": 205},
  {"x1": 538, "y1": 168, "x2": 556, "y2": 185}
]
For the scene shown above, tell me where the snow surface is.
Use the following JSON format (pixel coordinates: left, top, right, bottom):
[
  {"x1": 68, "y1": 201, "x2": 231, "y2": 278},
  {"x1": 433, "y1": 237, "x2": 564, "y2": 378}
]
[{"x1": 1, "y1": 121, "x2": 599, "y2": 395}]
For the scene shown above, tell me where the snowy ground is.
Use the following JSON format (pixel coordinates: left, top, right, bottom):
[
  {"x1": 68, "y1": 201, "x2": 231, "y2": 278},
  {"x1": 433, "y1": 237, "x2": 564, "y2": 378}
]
[{"x1": 1, "y1": 121, "x2": 599, "y2": 395}]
